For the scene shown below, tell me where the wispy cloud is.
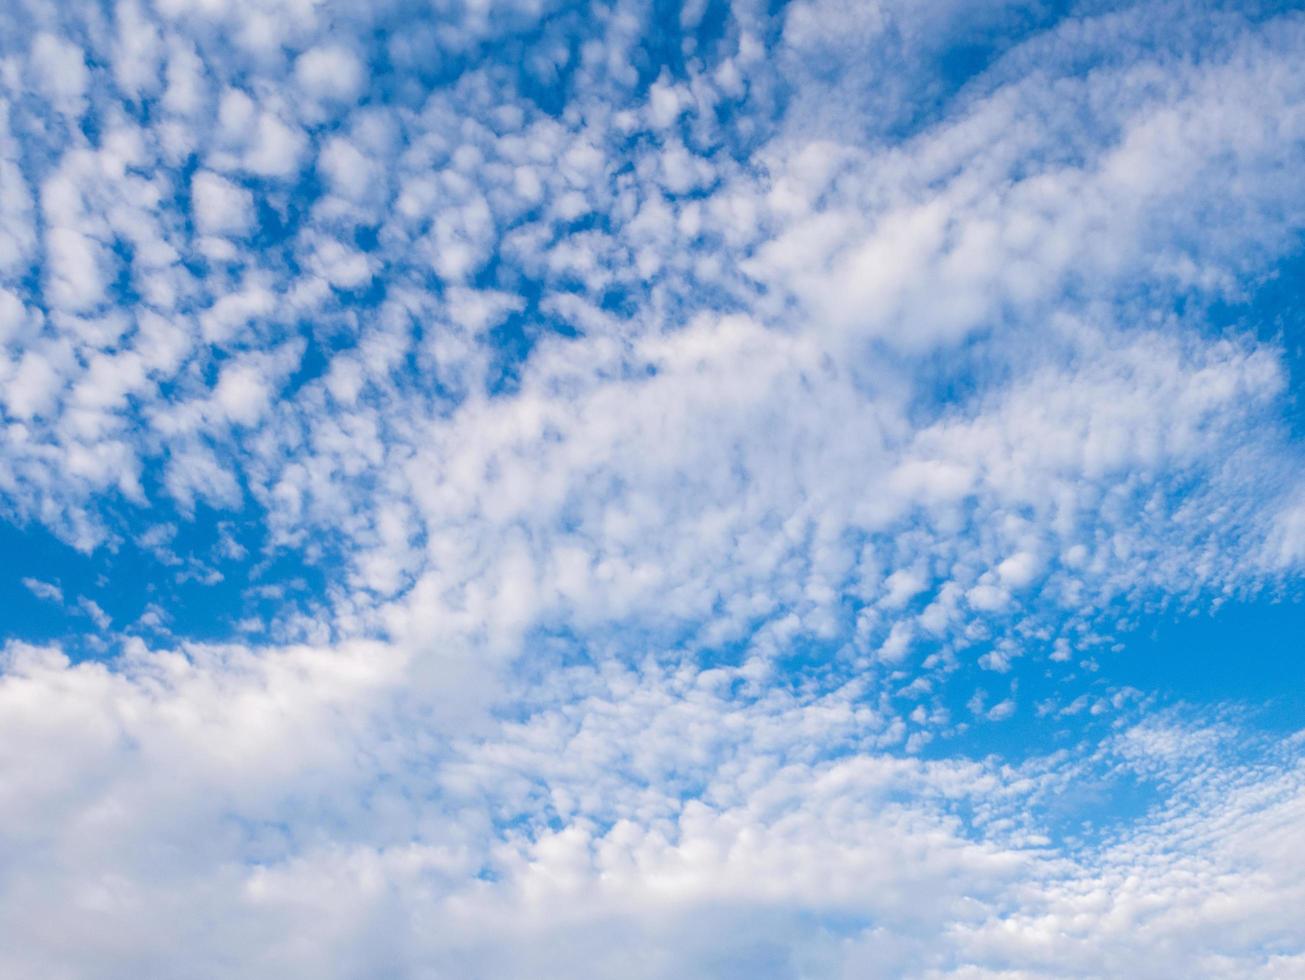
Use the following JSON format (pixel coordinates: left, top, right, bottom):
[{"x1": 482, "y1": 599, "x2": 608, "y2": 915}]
[{"x1": 20, "y1": 577, "x2": 62, "y2": 603}]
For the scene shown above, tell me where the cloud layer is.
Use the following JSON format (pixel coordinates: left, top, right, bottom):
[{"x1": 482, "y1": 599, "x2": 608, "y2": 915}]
[{"x1": 2, "y1": 0, "x2": 1304, "y2": 976}]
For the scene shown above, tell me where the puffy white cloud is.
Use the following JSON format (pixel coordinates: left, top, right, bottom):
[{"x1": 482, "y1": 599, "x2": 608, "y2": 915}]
[
  {"x1": 0, "y1": 637, "x2": 1301, "y2": 977},
  {"x1": 213, "y1": 361, "x2": 272, "y2": 426},
  {"x1": 191, "y1": 170, "x2": 256, "y2": 237},
  {"x1": 6, "y1": 344, "x2": 71, "y2": 419},
  {"x1": 295, "y1": 45, "x2": 366, "y2": 103},
  {"x1": 43, "y1": 228, "x2": 107, "y2": 313},
  {"x1": 211, "y1": 89, "x2": 307, "y2": 178},
  {"x1": 27, "y1": 32, "x2": 88, "y2": 108}
]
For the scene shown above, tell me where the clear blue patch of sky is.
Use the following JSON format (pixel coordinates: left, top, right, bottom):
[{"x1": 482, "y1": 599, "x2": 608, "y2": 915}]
[
  {"x1": 0, "y1": 497, "x2": 327, "y2": 657},
  {"x1": 917, "y1": 590, "x2": 1305, "y2": 763},
  {"x1": 904, "y1": 588, "x2": 1305, "y2": 843},
  {"x1": 1107, "y1": 595, "x2": 1305, "y2": 728}
]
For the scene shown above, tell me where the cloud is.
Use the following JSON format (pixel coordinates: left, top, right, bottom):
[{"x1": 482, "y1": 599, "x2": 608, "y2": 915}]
[
  {"x1": 191, "y1": 171, "x2": 255, "y2": 237},
  {"x1": 27, "y1": 32, "x2": 88, "y2": 108},
  {"x1": 0, "y1": 638, "x2": 1302, "y2": 977},
  {"x1": 295, "y1": 45, "x2": 366, "y2": 103},
  {"x1": 21, "y1": 578, "x2": 63, "y2": 603},
  {"x1": 0, "y1": 0, "x2": 1302, "y2": 976}
]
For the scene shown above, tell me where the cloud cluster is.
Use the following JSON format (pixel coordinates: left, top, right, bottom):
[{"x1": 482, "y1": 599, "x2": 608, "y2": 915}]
[
  {"x1": 1, "y1": 0, "x2": 1304, "y2": 975},
  {"x1": 2, "y1": 636, "x2": 1304, "y2": 977}
]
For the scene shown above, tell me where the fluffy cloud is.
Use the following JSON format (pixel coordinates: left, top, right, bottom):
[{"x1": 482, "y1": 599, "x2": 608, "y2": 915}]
[
  {"x1": 0, "y1": 0, "x2": 1303, "y2": 976},
  {"x1": 191, "y1": 171, "x2": 255, "y2": 237},
  {"x1": 1, "y1": 639, "x2": 1302, "y2": 977}
]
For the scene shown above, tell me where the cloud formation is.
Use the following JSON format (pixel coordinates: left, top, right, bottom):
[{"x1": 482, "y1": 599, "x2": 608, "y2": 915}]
[{"x1": 1, "y1": 0, "x2": 1304, "y2": 976}]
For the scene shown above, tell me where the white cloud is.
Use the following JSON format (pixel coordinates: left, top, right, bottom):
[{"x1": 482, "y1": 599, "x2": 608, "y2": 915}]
[
  {"x1": 43, "y1": 228, "x2": 107, "y2": 313},
  {"x1": 212, "y1": 89, "x2": 306, "y2": 178},
  {"x1": 78, "y1": 597, "x2": 111, "y2": 630},
  {"x1": 244, "y1": 113, "x2": 307, "y2": 177},
  {"x1": 21, "y1": 578, "x2": 63, "y2": 603},
  {"x1": 0, "y1": 639, "x2": 1300, "y2": 977},
  {"x1": 27, "y1": 32, "x2": 88, "y2": 108},
  {"x1": 295, "y1": 45, "x2": 366, "y2": 103},
  {"x1": 191, "y1": 171, "x2": 255, "y2": 237},
  {"x1": 213, "y1": 362, "x2": 272, "y2": 426},
  {"x1": 0, "y1": 1, "x2": 1303, "y2": 975}
]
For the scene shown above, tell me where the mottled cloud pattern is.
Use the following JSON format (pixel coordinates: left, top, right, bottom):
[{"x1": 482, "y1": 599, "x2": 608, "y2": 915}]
[{"x1": 2, "y1": 0, "x2": 1305, "y2": 976}]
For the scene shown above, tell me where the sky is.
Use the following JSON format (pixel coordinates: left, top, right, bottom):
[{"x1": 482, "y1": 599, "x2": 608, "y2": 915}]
[{"x1": 1, "y1": 0, "x2": 1304, "y2": 976}]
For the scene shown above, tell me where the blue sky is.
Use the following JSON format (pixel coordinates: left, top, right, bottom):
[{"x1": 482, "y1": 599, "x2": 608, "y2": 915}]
[{"x1": 2, "y1": 0, "x2": 1305, "y2": 976}]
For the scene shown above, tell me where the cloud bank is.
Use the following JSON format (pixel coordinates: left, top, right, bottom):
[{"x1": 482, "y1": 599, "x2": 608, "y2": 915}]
[{"x1": 1, "y1": 0, "x2": 1304, "y2": 975}]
